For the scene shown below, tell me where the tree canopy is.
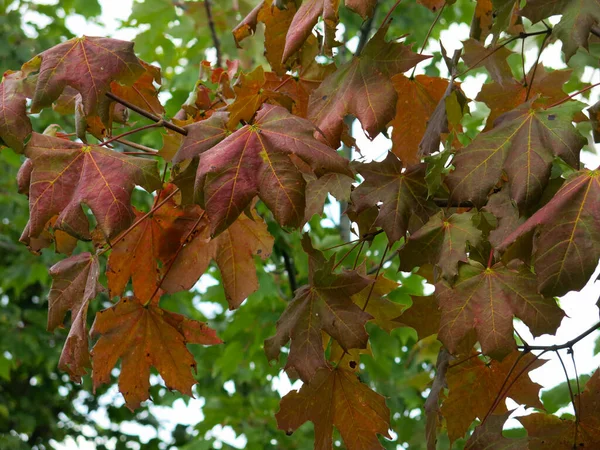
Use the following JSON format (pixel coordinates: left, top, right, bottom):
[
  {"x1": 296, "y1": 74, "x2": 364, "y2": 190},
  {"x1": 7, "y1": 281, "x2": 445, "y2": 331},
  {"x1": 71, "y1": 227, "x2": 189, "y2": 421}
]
[{"x1": 1, "y1": 0, "x2": 600, "y2": 449}]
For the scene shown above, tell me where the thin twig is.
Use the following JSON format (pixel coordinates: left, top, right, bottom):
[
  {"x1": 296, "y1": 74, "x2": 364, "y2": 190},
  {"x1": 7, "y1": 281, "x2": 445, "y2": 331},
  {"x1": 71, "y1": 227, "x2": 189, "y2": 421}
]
[
  {"x1": 355, "y1": 1, "x2": 379, "y2": 57},
  {"x1": 145, "y1": 212, "x2": 206, "y2": 305},
  {"x1": 525, "y1": 31, "x2": 551, "y2": 101},
  {"x1": 204, "y1": 0, "x2": 222, "y2": 67},
  {"x1": 547, "y1": 81, "x2": 600, "y2": 109},
  {"x1": 380, "y1": 0, "x2": 403, "y2": 29},
  {"x1": 116, "y1": 138, "x2": 158, "y2": 153},
  {"x1": 456, "y1": 29, "x2": 551, "y2": 79},
  {"x1": 281, "y1": 248, "x2": 298, "y2": 294},
  {"x1": 100, "y1": 122, "x2": 163, "y2": 147},
  {"x1": 556, "y1": 351, "x2": 578, "y2": 447},
  {"x1": 410, "y1": 2, "x2": 445, "y2": 79},
  {"x1": 98, "y1": 187, "x2": 180, "y2": 255},
  {"x1": 517, "y1": 321, "x2": 600, "y2": 351},
  {"x1": 569, "y1": 348, "x2": 582, "y2": 429},
  {"x1": 106, "y1": 92, "x2": 188, "y2": 136},
  {"x1": 361, "y1": 244, "x2": 390, "y2": 311}
]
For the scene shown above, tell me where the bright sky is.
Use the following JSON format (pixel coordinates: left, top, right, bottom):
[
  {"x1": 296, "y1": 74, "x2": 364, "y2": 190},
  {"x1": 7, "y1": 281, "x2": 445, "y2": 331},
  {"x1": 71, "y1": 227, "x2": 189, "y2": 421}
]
[{"x1": 21, "y1": 1, "x2": 600, "y2": 448}]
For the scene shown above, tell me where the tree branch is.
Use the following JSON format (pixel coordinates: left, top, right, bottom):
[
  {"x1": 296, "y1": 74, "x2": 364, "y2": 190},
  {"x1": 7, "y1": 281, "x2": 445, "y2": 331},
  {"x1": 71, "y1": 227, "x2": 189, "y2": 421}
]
[
  {"x1": 204, "y1": 0, "x2": 222, "y2": 67},
  {"x1": 281, "y1": 248, "x2": 298, "y2": 294},
  {"x1": 105, "y1": 92, "x2": 188, "y2": 136},
  {"x1": 518, "y1": 321, "x2": 600, "y2": 352}
]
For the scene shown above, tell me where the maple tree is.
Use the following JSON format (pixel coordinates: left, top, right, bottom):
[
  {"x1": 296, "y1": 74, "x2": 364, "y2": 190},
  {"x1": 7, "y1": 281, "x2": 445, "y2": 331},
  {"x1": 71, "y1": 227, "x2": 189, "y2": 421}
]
[{"x1": 3, "y1": 0, "x2": 600, "y2": 448}]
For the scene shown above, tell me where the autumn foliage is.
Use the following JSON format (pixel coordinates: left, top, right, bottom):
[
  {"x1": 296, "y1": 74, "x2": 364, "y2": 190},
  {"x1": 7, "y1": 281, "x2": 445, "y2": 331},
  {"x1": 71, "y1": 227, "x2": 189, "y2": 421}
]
[{"x1": 2, "y1": 0, "x2": 600, "y2": 448}]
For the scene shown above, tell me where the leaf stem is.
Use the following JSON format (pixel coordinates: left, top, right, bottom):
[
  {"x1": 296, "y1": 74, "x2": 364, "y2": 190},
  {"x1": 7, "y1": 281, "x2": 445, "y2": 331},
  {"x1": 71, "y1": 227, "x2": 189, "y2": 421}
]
[
  {"x1": 380, "y1": 0, "x2": 403, "y2": 29},
  {"x1": 100, "y1": 121, "x2": 163, "y2": 147},
  {"x1": 517, "y1": 321, "x2": 600, "y2": 351},
  {"x1": 98, "y1": 187, "x2": 180, "y2": 256},
  {"x1": 361, "y1": 244, "x2": 390, "y2": 311},
  {"x1": 144, "y1": 212, "x2": 206, "y2": 306},
  {"x1": 204, "y1": 0, "x2": 222, "y2": 68},
  {"x1": 547, "y1": 81, "x2": 600, "y2": 109},
  {"x1": 456, "y1": 29, "x2": 551, "y2": 79},
  {"x1": 525, "y1": 31, "x2": 551, "y2": 101},
  {"x1": 115, "y1": 138, "x2": 158, "y2": 153},
  {"x1": 106, "y1": 92, "x2": 188, "y2": 136},
  {"x1": 409, "y1": 2, "x2": 445, "y2": 79},
  {"x1": 555, "y1": 350, "x2": 579, "y2": 446}
]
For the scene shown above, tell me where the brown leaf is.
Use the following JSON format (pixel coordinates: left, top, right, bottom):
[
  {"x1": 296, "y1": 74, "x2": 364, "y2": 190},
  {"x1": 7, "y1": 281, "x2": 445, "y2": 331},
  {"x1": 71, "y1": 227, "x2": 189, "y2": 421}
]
[
  {"x1": 91, "y1": 296, "x2": 221, "y2": 410},
  {"x1": 110, "y1": 60, "x2": 164, "y2": 116},
  {"x1": 351, "y1": 153, "x2": 439, "y2": 243},
  {"x1": 470, "y1": 0, "x2": 494, "y2": 42},
  {"x1": 390, "y1": 74, "x2": 450, "y2": 165},
  {"x1": 48, "y1": 252, "x2": 102, "y2": 382},
  {"x1": 396, "y1": 295, "x2": 441, "y2": 341},
  {"x1": 519, "y1": 368, "x2": 600, "y2": 448},
  {"x1": 264, "y1": 235, "x2": 373, "y2": 381},
  {"x1": 304, "y1": 172, "x2": 353, "y2": 221},
  {"x1": 436, "y1": 262, "x2": 564, "y2": 359},
  {"x1": 0, "y1": 70, "x2": 32, "y2": 152},
  {"x1": 276, "y1": 366, "x2": 391, "y2": 449},
  {"x1": 441, "y1": 351, "x2": 546, "y2": 443},
  {"x1": 161, "y1": 207, "x2": 274, "y2": 309},
  {"x1": 446, "y1": 102, "x2": 584, "y2": 210},
  {"x1": 499, "y1": 168, "x2": 600, "y2": 297},
  {"x1": 398, "y1": 210, "x2": 483, "y2": 281},
  {"x1": 309, "y1": 25, "x2": 429, "y2": 149},
  {"x1": 196, "y1": 104, "x2": 351, "y2": 235},
  {"x1": 106, "y1": 185, "x2": 189, "y2": 303},
  {"x1": 465, "y1": 411, "x2": 528, "y2": 449},
  {"x1": 26, "y1": 36, "x2": 144, "y2": 117},
  {"x1": 22, "y1": 133, "x2": 162, "y2": 240}
]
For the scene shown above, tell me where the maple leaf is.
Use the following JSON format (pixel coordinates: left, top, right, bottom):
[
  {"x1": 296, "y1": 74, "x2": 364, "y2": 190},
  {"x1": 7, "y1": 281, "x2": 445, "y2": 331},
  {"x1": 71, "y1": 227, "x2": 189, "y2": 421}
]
[
  {"x1": 195, "y1": 104, "x2": 352, "y2": 235},
  {"x1": 110, "y1": 60, "x2": 164, "y2": 116},
  {"x1": 282, "y1": 0, "x2": 368, "y2": 62},
  {"x1": 172, "y1": 112, "x2": 230, "y2": 164},
  {"x1": 304, "y1": 172, "x2": 354, "y2": 221},
  {"x1": 48, "y1": 252, "x2": 102, "y2": 382},
  {"x1": 90, "y1": 296, "x2": 222, "y2": 410},
  {"x1": 275, "y1": 366, "x2": 391, "y2": 449},
  {"x1": 398, "y1": 211, "x2": 483, "y2": 281},
  {"x1": 264, "y1": 236, "x2": 373, "y2": 381},
  {"x1": 161, "y1": 207, "x2": 274, "y2": 309},
  {"x1": 226, "y1": 66, "x2": 292, "y2": 128},
  {"x1": 19, "y1": 216, "x2": 79, "y2": 256},
  {"x1": 351, "y1": 153, "x2": 439, "y2": 243},
  {"x1": 22, "y1": 133, "x2": 162, "y2": 240},
  {"x1": 352, "y1": 273, "x2": 403, "y2": 333},
  {"x1": 473, "y1": 64, "x2": 582, "y2": 129},
  {"x1": 263, "y1": 35, "x2": 336, "y2": 118},
  {"x1": 233, "y1": 0, "x2": 297, "y2": 76},
  {"x1": 445, "y1": 102, "x2": 585, "y2": 210},
  {"x1": 390, "y1": 74, "x2": 451, "y2": 165},
  {"x1": 499, "y1": 168, "x2": 600, "y2": 297},
  {"x1": 396, "y1": 295, "x2": 441, "y2": 341},
  {"x1": 519, "y1": 368, "x2": 600, "y2": 448},
  {"x1": 521, "y1": 0, "x2": 600, "y2": 60},
  {"x1": 0, "y1": 70, "x2": 32, "y2": 153},
  {"x1": 26, "y1": 36, "x2": 144, "y2": 117},
  {"x1": 483, "y1": 189, "x2": 523, "y2": 248},
  {"x1": 435, "y1": 261, "x2": 564, "y2": 358},
  {"x1": 171, "y1": 112, "x2": 230, "y2": 203},
  {"x1": 309, "y1": 25, "x2": 429, "y2": 149},
  {"x1": 106, "y1": 185, "x2": 189, "y2": 303},
  {"x1": 470, "y1": 0, "x2": 493, "y2": 42},
  {"x1": 465, "y1": 411, "x2": 527, "y2": 449},
  {"x1": 441, "y1": 351, "x2": 546, "y2": 443}
]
